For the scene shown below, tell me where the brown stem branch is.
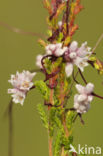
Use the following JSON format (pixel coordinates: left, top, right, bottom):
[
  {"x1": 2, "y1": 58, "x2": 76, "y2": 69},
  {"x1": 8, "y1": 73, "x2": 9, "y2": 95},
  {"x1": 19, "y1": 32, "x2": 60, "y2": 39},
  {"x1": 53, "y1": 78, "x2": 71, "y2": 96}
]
[
  {"x1": 78, "y1": 68, "x2": 87, "y2": 84},
  {"x1": 92, "y1": 92, "x2": 103, "y2": 100},
  {"x1": 72, "y1": 70, "x2": 79, "y2": 84},
  {"x1": 72, "y1": 152, "x2": 78, "y2": 156},
  {"x1": 66, "y1": 0, "x2": 70, "y2": 36},
  {"x1": 49, "y1": 137, "x2": 53, "y2": 156}
]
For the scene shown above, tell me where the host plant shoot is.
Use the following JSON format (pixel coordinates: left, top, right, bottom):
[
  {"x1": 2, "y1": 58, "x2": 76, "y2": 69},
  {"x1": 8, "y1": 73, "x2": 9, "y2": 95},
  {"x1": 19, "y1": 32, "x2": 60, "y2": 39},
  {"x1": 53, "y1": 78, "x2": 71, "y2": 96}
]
[{"x1": 7, "y1": 0, "x2": 103, "y2": 156}]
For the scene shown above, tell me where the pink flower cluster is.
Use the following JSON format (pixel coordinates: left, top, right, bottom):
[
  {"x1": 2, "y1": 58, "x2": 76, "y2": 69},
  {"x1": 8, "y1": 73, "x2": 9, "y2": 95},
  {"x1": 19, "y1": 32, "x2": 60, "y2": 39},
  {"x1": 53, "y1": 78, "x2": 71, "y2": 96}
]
[
  {"x1": 74, "y1": 83, "x2": 94, "y2": 114},
  {"x1": 36, "y1": 41, "x2": 92, "y2": 77},
  {"x1": 65, "y1": 41, "x2": 92, "y2": 77},
  {"x1": 8, "y1": 71, "x2": 36, "y2": 105}
]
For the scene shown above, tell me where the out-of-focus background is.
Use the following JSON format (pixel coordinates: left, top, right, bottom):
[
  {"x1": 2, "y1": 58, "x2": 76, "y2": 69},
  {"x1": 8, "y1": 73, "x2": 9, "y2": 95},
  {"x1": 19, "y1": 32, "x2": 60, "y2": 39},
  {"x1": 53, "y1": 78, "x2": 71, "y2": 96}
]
[{"x1": 0, "y1": 0, "x2": 103, "y2": 156}]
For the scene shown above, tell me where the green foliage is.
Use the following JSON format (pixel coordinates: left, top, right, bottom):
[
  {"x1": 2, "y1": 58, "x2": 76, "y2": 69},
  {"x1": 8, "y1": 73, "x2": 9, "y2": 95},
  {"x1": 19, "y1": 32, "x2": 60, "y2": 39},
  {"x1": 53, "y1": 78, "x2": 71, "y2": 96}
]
[
  {"x1": 57, "y1": 32, "x2": 64, "y2": 42},
  {"x1": 52, "y1": 57, "x2": 63, "y2": 69},
  {"x1": 89, "y1": 56, "x2": 103, "y2": 75},
  {"x1": 35, "y1": 80, "x2": 50, "y2": 101},
  {"x1": 44, "y1": 57, "x2": 63, "y2": 74},
  {"x1": 53, "y1": 131, "x2": 63, "y2": 156},
  {"x1": 62, "y1": 135, "x2": 73, "y2": 150},
  {"x1": 54, "y1": 63, "x2": 69, "y2": 104},
  {"x1": 49, "y1": 107, "x2": 64, "y2": 137},
  {"x1": 37, "y1": 104, "x2": 48, "y2": 129},
  {"x1": 66, "y1": 111, "x2": 75, "y2": 131},
  {"x1": 44, "y1": 58, "x2": 52, "y2": 74},
  {"x1": 49, "y1": 107, "x2": 57, "y2": 137}
]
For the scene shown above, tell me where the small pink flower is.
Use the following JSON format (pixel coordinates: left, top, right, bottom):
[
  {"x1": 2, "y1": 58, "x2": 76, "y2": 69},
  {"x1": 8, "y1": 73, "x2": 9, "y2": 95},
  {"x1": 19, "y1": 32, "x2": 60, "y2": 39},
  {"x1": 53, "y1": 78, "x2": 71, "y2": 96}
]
[
  {"x1": 8, "y1": 71, "x2": 36, "y2": 105},
  {"x1": 36, "y1": 54, "x2": 43, "y2": 68},
  {"x1": 74, "y1": 83, "x2": 94, "y2": 114},
  {"x1": 65, "y1": 41, "x2": 92, "y2": 77},
  {"x1": 45, "y1": 43, "x2": 68, "y2": 57}
]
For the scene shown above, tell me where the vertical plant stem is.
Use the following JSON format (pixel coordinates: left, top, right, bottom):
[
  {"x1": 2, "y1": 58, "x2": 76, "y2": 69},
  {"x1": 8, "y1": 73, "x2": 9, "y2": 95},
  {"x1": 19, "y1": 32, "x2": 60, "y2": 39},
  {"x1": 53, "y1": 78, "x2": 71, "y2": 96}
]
[
  {"x1": 8, "y1": 100, "x2": 13, "y2": 156},
  {"x1": 61, "y1": 147, "x2": 65, "y2": 156},
  {"x1": 49, "y1": 137, "x2": 53, "y2": 156},
  {"x1": 72, "y1": 152, "x2": 78, "y2": 156},
  {"x1": 66, "y1": 0, "x2": 70, "y2": 36}
]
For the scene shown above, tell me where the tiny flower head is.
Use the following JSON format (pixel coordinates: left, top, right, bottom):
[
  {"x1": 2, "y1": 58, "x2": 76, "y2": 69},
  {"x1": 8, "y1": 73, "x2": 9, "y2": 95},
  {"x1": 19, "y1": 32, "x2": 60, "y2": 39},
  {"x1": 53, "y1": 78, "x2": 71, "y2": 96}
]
[
  {"x1": 64, "y1": 41, "x2": 92, "y2": 77},
  {"x1": 8, "y1": 70, "x2": 36, "y2": 105},
  {"x1": 45, "y1": 43, "x2": 68, "y2": 57},
  {"x1": 76, "y1": 83, "x2": 94, "y2": 95},
  {"x1": 74, "y1": 83, "x2": 94, "y2": 114},
  {"x1": 12, "y1": 90, "x2": 26, "y2": 105},
  {"x1": 36, "y1": 54, "x2": 43, "y2": 68},
  {"x1": 65, "y1": 63, "x2": 73, "y2": 77}
]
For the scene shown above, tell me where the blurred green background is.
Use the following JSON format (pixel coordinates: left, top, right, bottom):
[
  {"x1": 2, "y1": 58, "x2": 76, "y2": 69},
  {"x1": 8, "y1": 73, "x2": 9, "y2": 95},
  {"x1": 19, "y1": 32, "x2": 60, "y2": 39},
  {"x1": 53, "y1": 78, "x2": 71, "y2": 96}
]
[{"x1": 0, "y1": 0, "x2": 103, "y2": 156}]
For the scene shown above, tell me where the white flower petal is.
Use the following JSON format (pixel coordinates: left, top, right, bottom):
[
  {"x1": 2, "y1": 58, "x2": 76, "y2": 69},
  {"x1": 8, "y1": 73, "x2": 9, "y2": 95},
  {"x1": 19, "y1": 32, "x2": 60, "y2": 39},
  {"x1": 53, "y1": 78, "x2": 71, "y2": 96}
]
[
  {"x1": 69, "y1": 52, "x2": 77, "y2": 59},
  {"x1": 88, "y1": 95, "x2": 94, "y2": 102},
  {"x1": 65, "y1": 63, "x2": 73, "y2": 77},
  {"x1": 11, "y1": 90, "x2": 26, "y2": 105},
  {"x1": 69, "y1": 41, "x2": 78, "y2": 52},
  {"x1": 74, "y1": 94, "x2": 79, "y2": 102},
  {"x1": 45, "y1": 43, "x2": 66, "y2": 57},
  {"x1": 75, "y1": 84, "x2": 85, "y2": 94},
  {"x1": 74, "y1": 57, "x2": 89, "y2": 72},
  {"x1": 74, "y1": 102, "x2": 79, "y2": 109},
  {"x1": 36, "y1": 54, "x2": 43, "y2": 68},
  {"x1": 8, "y1": 70, "x2": 36, "y2": 105},
  {"x1": 77, "y1": 94, "x2": 87, "y2": 102},
  {"x1": 86, "y1": 83, "x2": 94, "y2": 94}
]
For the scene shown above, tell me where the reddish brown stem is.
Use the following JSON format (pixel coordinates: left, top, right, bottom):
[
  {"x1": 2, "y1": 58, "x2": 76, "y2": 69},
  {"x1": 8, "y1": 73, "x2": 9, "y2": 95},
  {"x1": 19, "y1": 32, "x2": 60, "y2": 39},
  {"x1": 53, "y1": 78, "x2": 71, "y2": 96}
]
[
  {"x1": 72, "y1": 70, "x2": 79, "y2": 84},
  {"x1": 78, "y1": 68, "x2": 87, "y2": 84},
  {"x1": 72, "y1": 152, "x2": 78, "y2": 156},
  {"x1": 92, "y1": 92, "x2": 103, "y2": 100},
  {"x1": 66, "y1": 0, "x2": 70, "y2": 36},
  {"x1": 49, "y1": 137, "x2": 53, "y2": 156}
]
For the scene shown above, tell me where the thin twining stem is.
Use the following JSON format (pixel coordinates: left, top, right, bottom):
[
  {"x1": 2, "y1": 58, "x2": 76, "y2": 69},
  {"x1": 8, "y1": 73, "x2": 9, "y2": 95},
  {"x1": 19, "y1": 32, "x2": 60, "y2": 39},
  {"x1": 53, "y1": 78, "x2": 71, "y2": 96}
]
[
  {"x1": 78, "y1": 69, "x2": 103, "y2": 100},
  {"x1": 78, "y1": 68, "x2": 87, "y2": 84},
  {"x1": 92, "y1": 33, "x2": 103, "y2": 52},
  {"x1": 66, "y1": 71, "x2": 79, "y2": 96},
  {"x1": 69, "y1": 71, "x2": 79, "y2": 92},
  {"x1": 64, "y1": 71, "x2": 79, "y2": 107},
  {"x1": 8, "y1": 100, "x2": 13, "y2": 156},
  {"x1": 92, "y1": 92, "x2": 103, "y2": 100},
  {"x1": 41, "y1": 55, "x2": 53, "y2": 73},
  {"x1": 72, "y1": 70, "x2": 79, "y2": 84},
  {"x1": 73, "y1": 113, "x2": 84, "y2": 125},
  {"x1": 0, "y1": 21, "x2": 46, "y2": 38}
]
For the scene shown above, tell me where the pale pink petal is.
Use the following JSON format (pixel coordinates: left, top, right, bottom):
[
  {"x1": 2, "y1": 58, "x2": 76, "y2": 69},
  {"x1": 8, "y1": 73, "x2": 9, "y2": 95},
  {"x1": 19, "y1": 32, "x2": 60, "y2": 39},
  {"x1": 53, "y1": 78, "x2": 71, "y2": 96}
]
[
  {"x1": 74, "y1": 94, "x2": 79, "y2": 102},
  {"x1": 86, "y1": 83, "x2": 94, "y2": 94},
  {"x1": 88, "y1": 95, "x2": 94, "y2": 102},
  {"x1": 75, "y1": 84, "x2": 85, "y2": 94},
  {"x1": 65, "y1": 63, "x2": 73, "y2": 77},
  {"x1": 69, "y1": 41, "x2": 78, "y2": 52},
  {"x1": 77, "y1": 94, "x2": 87, "y2": 102}
]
